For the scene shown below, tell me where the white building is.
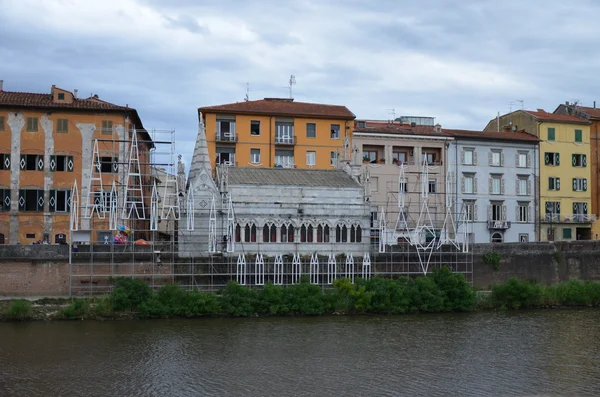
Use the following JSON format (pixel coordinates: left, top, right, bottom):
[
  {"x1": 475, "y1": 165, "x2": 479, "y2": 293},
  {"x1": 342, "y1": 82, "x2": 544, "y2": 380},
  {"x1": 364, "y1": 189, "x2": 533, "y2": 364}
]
[
  {"x1": 445, "y1": 128, "x2": 540, "y2": 243},
  {"x1": 179, "y1": 117, "x2": 371, "y2": 257}
]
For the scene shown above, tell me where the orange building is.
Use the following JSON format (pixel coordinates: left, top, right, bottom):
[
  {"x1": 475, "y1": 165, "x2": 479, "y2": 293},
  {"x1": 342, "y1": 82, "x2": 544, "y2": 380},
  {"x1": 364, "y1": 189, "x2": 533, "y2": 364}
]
[
  {"x1": 0, "y1": 82, "x2": 152, "y2": 244},
  {"x1": 198, "y1": 98, "x2": 356, "y2": 170}
]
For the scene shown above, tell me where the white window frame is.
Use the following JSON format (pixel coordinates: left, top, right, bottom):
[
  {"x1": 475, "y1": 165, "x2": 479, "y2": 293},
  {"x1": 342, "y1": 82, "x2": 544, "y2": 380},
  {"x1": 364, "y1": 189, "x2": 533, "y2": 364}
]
[
  {"x1": 517, "y1": 203, "x2": 529, "y2": 223},
  {"x1": 518, "y1": 178, "x2": 528, "y2": 196},
  {"x1": 491, "y1": 150, "x2": 501, "y2": 167},
  {"x1": 463, "y1": 149, "x2": 474, "y2": 165},
  {"x1": 464, "y1": 175, "x2": 474, "y2": 194},
  {"x1": 306, "y1": 151, "x2": 316, "y2": 167},
  {"x1": 250, "y1": 148, "x2": 261, "y2": 164},
  {"x1": 518, "y1": 152, "x2": 527, "y2": 168},
  {"x1": 491, "y1": 176, "x2": 501, "y2": 195}
]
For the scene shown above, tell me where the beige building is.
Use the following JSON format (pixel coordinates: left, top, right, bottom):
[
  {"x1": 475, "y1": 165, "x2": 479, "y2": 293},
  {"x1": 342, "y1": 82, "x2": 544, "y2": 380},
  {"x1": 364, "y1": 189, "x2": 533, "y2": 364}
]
[{"x1": 352, "y1": 119, "x2": 452, "y2": 240}]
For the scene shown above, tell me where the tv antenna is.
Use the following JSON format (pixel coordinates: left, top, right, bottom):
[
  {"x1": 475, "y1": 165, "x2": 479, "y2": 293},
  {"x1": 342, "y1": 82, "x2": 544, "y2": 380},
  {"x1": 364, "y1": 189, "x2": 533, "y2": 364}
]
[
  {"x1": 244, "y1": 83, "x2": 251, "y2": 102},
  {"x1": 386, "y1": 108, "x2": 396, "y2": 120},
  {"x1": 509, "y1": 100, "x2": 524, "y2": 113},
  {"x1": 288, "y1": 75, "x2": 296, "y2": 99}
]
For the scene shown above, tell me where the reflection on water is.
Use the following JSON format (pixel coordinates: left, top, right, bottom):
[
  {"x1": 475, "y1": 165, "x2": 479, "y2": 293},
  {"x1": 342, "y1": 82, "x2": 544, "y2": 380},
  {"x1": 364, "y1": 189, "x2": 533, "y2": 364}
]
[{"x1": 1, "y1": 310, "x2": 600, "y2": 396}]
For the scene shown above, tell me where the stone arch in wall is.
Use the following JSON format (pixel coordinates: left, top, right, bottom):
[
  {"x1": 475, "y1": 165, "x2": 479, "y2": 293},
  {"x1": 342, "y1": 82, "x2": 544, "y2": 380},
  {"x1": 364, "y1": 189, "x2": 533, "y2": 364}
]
[
  {"x1": 262, "y1": 221, "x2": 277, "y2": 243},
  {"x1": 491, "y1": 232, "x2": 503, "y2": 243},
  {"x1": 280, "y1": 222, "x2": 295, "y2": 243}
]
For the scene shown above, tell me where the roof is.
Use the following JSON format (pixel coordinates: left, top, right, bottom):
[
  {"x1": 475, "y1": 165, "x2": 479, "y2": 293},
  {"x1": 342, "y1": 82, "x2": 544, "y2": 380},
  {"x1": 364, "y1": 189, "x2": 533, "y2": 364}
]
[
  {"x1": 199, "y1": 98, "x2": 355, "y2": 120},
  {"x1": 443, "y1": 128, "x2": 539, "y2": 143},
  {"x1": 226, "y1": 167, "x2": 361, "y2": 188},
  {"x1": 524, "y1": 110, "x2": 590, "y2": 124},
  {"x1": 0, "y1": 90, "x2": 130, "y2": 111},
  {"x1": 571, "y1": 105, "x2": 600, "y2": 119},
  {"x1": 353, "y1": 120, "x2": 445, "y2": 137}
]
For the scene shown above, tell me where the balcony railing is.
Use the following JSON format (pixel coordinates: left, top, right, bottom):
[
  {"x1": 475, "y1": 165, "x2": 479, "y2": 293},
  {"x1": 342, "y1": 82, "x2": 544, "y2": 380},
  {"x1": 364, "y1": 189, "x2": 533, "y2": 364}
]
[
  {"x1": 275, "y1": 135, "x2": 297, "y2": 145},
  {"x1": 215, "y1": 133, "x2": 238, "y2": 143},
  {"x1": 563, "y1": 214, "x2": 597, "y2": 223},
  {"x1": 487, "y1": 220, "x2": 510, "y2": 230}
]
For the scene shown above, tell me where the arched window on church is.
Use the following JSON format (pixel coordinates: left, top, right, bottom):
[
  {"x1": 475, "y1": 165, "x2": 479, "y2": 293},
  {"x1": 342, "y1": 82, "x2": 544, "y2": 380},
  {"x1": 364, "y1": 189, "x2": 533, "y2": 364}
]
[
  {"x1": 317, "y1": 225, "x2": 323, "y2": 242},
  {"x1": 341, "y1": 225, "x2": 348, "y2": 243},
  {"x1": 263, "y1": 223, "x2": 277, "y2": 243},
  {"x1": 307, "y1": 225, "x2": 314, "y2": 243},
  {"x1": 336, "y1": 225, "x2": 341, "y2": 243},
  {"x1": 300, "y1": 224, "x2": 307, "y2": 242},
  {"x1": 250, "y1": 224, "x2": 257, "y2": 242},
  {"x1": 281, "y1": 224, "x2": 294, "y2": 243},
  {"x1": 324, "y1": 225, "x2": 330, "y2": 242},
  {"x1": 270, "y1": 224, "x2": 277, "y2": 242},
  {"x1": 235, "y1": 224, "x2": 241, "y2": 243},
  {"x1": 350, "y1": 225, "x2": 362, "y2": 243},
  {"x1": 244, "y1": 224, "x2": 251, "y2": 243}
]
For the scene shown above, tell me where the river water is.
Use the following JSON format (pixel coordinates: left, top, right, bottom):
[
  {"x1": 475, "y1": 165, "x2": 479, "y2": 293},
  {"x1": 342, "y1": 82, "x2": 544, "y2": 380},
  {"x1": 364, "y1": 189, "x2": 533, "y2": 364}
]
[{"x1": 1, "y1": 310, "x2": 600, "y2": 396}]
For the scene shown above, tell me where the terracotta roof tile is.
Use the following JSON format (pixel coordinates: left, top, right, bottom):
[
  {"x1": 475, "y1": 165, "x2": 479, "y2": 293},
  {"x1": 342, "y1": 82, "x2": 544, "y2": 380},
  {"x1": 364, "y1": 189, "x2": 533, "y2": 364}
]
[
  {"x1": 0, "y1": 90, "x2": 130, "y2": 111},
  {"x1": 443, "y1": 128, "x2": 539, "y2": 142},
  {"x1": 199, "y1": 98, "x2": 355, "y2": 120},
  {"x1": 525, "y1": 109, "x2": 590, "y2": 124},
  {"x1": 573, "y1": 106, "x2": 600, "y2": 119},
  {"x1": 353, "y1": 120, "x2": 444, "y2": 136}
]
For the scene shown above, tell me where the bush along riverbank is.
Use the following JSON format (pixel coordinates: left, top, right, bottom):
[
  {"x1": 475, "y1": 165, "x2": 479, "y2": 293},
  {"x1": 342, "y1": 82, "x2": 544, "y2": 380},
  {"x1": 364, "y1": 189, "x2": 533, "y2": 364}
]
[{"x1": 2, "y1": 268, "x2": 600, "y2": 321}]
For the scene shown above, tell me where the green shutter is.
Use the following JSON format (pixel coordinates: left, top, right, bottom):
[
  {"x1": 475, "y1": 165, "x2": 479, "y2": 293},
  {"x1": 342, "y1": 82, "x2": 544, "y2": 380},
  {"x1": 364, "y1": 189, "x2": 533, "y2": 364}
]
[
  {"x1": 36, "y1": 155, "x2": 44, "y2": 171},
  {"x1": 573, "y1": 178, "x2": 577, "y2": 191},
  {"x1": 18, "y1": 189, "x2": 25, "y2": 211},
  {"x1": 584, "y1": 202, "x2": 588, "y2": 214},
  {"x1": 584, "y1": 179, "x2": 588, "y2": 191},
  {"x1": 583, "y1": 154, "x2": 587, "y2": 167},
  {"x1": 49, "y1": 190, "x2": 56, "y2": 212},
  {"x1": 556, "y1": 178, "x2": 560, "y2": 190},
  {"x1": 20, "y1": 155, "x2": 26, "y2": 170},
  {"x1": 49, "y1": 155, "x2": 56, "y2": 171},
  {"x1": 67, "y1": 190, "x2": 72, "y2": 212},
  {"x1": 1, "y1": 189, "x2": 9, "y2": 212},
  {"x1": 544, "y1": 152, "x2": 550, "y2": 165},
  {"x1": 556, "y1": 153, "x2": 560, "y2": 165},
  {"x1": 1, "y1": 154, "x2": 9, "y2": 170},
  {"x1": 548, "y1": 128, "x2": 555, "y2": 141},
  {"x1": 563, "y1": 228, "x2": 572, "y2": 239},
  {"x1": 575, "y1": 129, "x2": 582, "y2": 143},
  {"x1": 37, "y1": 190, "x2": 44, "y2": 212},
  {"x1": 67, "y1": 156, "x2": 74, "y2": 172}
]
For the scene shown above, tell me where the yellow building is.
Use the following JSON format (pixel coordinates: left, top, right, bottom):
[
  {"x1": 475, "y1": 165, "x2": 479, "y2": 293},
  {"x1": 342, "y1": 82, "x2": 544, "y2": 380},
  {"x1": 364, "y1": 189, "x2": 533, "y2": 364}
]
[
  {"x1": 198, "y1": 98, "x2": 356, "y2": 170},
  {"x1": 0, "y1": 82, "x2": 152, "y2": 244},
  {"x1": 485, "y1": 110, "x2": 592, "y2": 241}
]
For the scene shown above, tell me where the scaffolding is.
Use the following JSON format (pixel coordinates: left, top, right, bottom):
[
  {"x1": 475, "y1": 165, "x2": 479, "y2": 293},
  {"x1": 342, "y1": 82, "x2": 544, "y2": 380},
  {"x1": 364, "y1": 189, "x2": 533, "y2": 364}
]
[{"x1": 68, "y1": 127, "x2": 472, "y2": 297}]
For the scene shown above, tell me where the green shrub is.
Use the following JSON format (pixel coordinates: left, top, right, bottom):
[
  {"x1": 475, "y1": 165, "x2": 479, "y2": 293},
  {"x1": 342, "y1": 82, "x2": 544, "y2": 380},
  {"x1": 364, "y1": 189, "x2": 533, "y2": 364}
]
[
  {"x1": 111, "y1": 278, "x2": 152, "y2": 311},
  {"x1": 284, "y1": 280, "x2": 325, "y2": 315},
  {"x1": 94, "y1": 296, "x2": 114, "y2": 317},
  {"x1": 431, "y1": 266, "x2": 476, "y2": 312},
  {"x1": 183, "y1": 291, "x2": 221, "y2": 316},
  {"x1": 257, "y1": 283, "x2": 290, "y2": 315},
  {"x1": 62, "y1": 299, "x2": 91, "y2": 319},
  {"x1": 7, "y1": 299, "x2": 33, "y2": 320},
  {"x1": 483, "y1": 251, "x2": 501, "y2": 271},
  {"x1": 219, "y1": 281, "x2": 259, "y2": 317},
  {"x1": 491, "y1": 278, "x2": 543, "y2": 309}
]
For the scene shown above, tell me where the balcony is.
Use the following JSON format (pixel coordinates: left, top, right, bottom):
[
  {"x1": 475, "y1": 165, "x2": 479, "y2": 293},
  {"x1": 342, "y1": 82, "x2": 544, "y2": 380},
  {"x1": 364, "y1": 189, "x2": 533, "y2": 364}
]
[
  {"x1": 544, "y1": 213, "x2": 560, "y2": 223},
  {"x1": 215, "y1": 133, "x2": 238, "y2": 143},
  {"x1": 275, "y1": 135, "x2": 297, "y2": 145},
  {"x1": 487, "y1": 220, "x2": 510, "y2": 230},
  {"x1": 563, "y1": 214, "x2": 597, "y2": 223}
]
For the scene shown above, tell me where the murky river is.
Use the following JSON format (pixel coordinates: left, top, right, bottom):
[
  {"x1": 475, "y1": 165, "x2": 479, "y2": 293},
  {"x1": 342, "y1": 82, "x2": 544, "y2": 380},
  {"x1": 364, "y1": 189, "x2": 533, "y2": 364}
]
[{"x1": 1, "y1": 310, "x2": 600, "y2": 396}]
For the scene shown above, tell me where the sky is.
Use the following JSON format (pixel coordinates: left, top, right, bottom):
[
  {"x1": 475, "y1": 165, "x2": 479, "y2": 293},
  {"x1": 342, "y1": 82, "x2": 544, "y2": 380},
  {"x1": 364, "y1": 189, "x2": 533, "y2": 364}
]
[{"x1": 2, "y1": 0, "x2": 600, "y2": 167}]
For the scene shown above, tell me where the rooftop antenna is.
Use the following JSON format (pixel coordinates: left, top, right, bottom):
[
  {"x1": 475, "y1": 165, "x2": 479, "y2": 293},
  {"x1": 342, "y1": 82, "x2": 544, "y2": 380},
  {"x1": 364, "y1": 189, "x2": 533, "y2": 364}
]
[
  {"x1": 288, "y1": 75, "x2": 296, "y2": 99},
  {"x1": 244, "y1": 83, "x2": 251, "y2": 102},
  {"x1": 509, "y1": 100, "x2": 524, "y2": 113},
  {"x1": 386, "y1": 108, "x2": 396, "y2": 120}
]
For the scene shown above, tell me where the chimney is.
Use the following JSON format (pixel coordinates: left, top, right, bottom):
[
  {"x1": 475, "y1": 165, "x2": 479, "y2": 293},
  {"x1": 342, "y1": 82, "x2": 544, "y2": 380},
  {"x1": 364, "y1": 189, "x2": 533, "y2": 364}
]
[
  {"x1": 0, "y1": 80, "x2": 3, "y2": 91},
  {"x1": 73, "y1": 89, "x2": 78, "y2": 99},
  {"x1": 594, "y1": 101, "x2": 596, "y2": 109},
  {"x1": 434, "y1": 124, "x2": 441, "y2": 133}
]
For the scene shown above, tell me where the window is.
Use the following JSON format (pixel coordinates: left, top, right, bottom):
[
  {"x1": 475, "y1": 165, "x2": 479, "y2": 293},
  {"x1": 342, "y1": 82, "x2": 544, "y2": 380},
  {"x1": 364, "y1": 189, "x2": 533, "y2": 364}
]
[
  {"x1": 101, "y1": 120, "x2": 113, "y2": 135},
  {"x1": 548, "y1": 177, "x2": 560, "y2": 191},
  {"x1": 573, "y1": 202, "x2": 588, "y2": 222},
  {"x1": 545, "y1": 201, "x2": 560, "y2": 221},
  {"x1": 275, "y1": 122, "x2": 294, "y2": 143},
  {"x1": 517, "y1": 202, "x2": 529, "y2": 222},
  {"x1": 56, "y1": 118, "x2": 68, "y2": 133},
  {"x1": 547, "y1": 127, "x2": 555, "y2": 141},
  {"x1": 50, "y1": 190, "x2": 71, "y2": 212},
  {"x1": 463, "y1": 149, "x2": 474, "y2": 165},
  {"x1": 19, "y1": 189, "x2": 44, "y2": 212},
  {"x1": 399, "y1": 178, "x2": 407, "y2": 193},
  {"x1": 216, "y1": 148, "x2": 235, "y2": 165},
  {"x1": 517, "y1": 152, "x2": 528, "y2": 168},
  {"x1": 490, "y1": 176, "x2": 502, "y2": 195},
  {"x1": 20, "y1": 154, "x2": 43, "y2": 171},
  {"x1": 575, "y1": 129, "x2": 582, "y2": 143},
  {"x1": 335, "y1": 225, "x2": 348, "y2": 243},
  {"x1": 330, "y1": 124, "x2": 340, "y2": 139},
  {"x1": 98, "y1": 157, "x2": 118, "y2": 173},
  {"x1": 0, "y1": 153, "x2": 10, "y2": 170},
  {"x1": 49, "y1": 155, "x2": 74, "y2": 172},
  {"x1": 244, "y1": 224, "x2": 257, "y2": 242},
  {"x1": 357, "y1": 121, "x2": 366, "y2": 128},
  {"x1": 306, "y1": 123, "x2": 316, "y2": 138},
  {"x1": 27, "y1": 117, "x2": 38, "y2": 132},
  {"x1": 330, "y1": 151, "x2": 338, "y2": 167},
  {"x1": 463, "y1": 200, "x2": 475, "y2": 221},
  {"x1": 572, "y1": 154, "x2": 587, "y2": 167},
  {"x1": 58, "y1": 93, "x2": 65, "y2": 100},
  {"x1": 392, "y1": 152, "x2": 407, "y2": 165},
  {"x1": 250, "y1": 148, "x2": 260, "y2": 164},
  {"x1": 370, "y1": 176, "x2": 378, "y2": 192},
  {"x1": 490, "y1": 150, "x2": 502, "y2": 166},
  {"x1": 55, "y1": 234, "x2": 66, "y2": 244},
  {"x1": 26, "y1": 233, "x2": 36, "y2": 239},
  {"x1": 281, "y1": 224, "x2": 294, "y2": 243},
  {"x1": 363, "y1": 150, "x2": 377, "y2": 163},
  {"x1": 350, "y1": 225, "x2": 362, "y2": 243},
  {"x1": 250, "y1": 120, "x2": 260, "y2": 136},
  {"x1": 300, "y1": 224, "x2": 314, "y2": 243},
  {"x1": 519, "y1": 234, "x2": 529, "y2": 243},
  {"x1": 518, "y1": 178, "x2": 529, "y2": 196},
  {"x1": 490, "y1": 203, "x2": 504, "y2": 221},
  {"x1": 216, "y1": 119, "x2": 236, "y2": 140},
  {"x1": 563, "y1": 228, "x2": 572, "y2": 239},
  {"x1": 462, "y1": 175, "x2": 475, "y2": 194},
  {"x1": 235, "y1": 224, "x2": 241, "y2": 243},
  {"x1": 545, "y1": 152, "x2": 560, "y2": 166},
  {"x1": 0, "y1": 189, "x2": 10, "y2": 211},
  {"x1": 572, "y1": 178, "x2": 587, "y2": 192},
  {"x1": 306, "y1": 151, "x2": 316, "y2": 167},
  {"x1": 428, "y1": 180, "x2": 436, "y2": 194},
  {"x1": 422, "y1": 152, "x2": 436, "y2": 165},
  {"x1": 275, "y1": 149, "x2": 294, "y2": 168},
  {"x1": 263, "y1": 224, "x2": 277, "y2": 243},
  {"x1": 316, "y1": 224, "x2": 330, "y2": 243},
  {"x1": 491, "y1": 232, "x2": 503, "y2": 243},
  {"x1": 0, "y1": 116, "x2": 4, "y2": 131}
]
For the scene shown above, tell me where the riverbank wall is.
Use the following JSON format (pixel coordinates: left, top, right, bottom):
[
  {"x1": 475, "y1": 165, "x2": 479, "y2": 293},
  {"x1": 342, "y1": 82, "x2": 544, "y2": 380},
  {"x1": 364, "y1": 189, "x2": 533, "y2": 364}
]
[{"x1": 0, "y1": 241, "x2": 599, "y2": 296}]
